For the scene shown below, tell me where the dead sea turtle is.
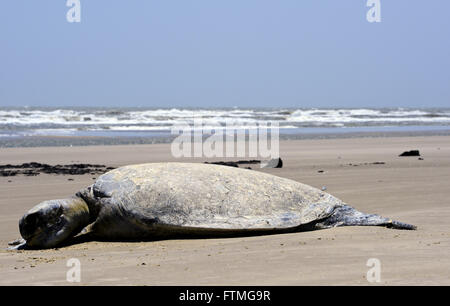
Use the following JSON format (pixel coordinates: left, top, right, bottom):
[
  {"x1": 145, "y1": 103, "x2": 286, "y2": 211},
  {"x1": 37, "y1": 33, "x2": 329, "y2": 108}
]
[{"x1": 8, "y1": 163, "x2": 416, "y2": 250}]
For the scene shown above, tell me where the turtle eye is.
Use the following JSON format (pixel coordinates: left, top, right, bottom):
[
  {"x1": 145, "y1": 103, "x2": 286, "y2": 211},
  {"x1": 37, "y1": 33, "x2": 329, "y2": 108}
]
[
  {"x1": 56, "y1": 215, "x2": 64, "y2": 225},
  {"x1": 47, "y1": 215, "x2": 63, "y2": 228}
]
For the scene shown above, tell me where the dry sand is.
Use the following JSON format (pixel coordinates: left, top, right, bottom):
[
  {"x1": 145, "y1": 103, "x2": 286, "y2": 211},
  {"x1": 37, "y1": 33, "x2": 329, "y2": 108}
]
[{"x1": 0, "y1": 136, "x2": 449, "y2": 285}]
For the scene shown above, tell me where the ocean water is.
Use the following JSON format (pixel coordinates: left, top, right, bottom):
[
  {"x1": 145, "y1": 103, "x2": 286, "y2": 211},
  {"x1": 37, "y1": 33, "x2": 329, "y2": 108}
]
[{"x1": 0, "y1": 107, "x2": 450, "y2": 138}]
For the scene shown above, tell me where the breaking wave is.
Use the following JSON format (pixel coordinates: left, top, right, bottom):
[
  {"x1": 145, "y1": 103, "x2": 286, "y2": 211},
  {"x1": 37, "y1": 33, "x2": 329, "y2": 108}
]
[{"x1": 1, "y1": 107, "x2": 449, "y2": 137}]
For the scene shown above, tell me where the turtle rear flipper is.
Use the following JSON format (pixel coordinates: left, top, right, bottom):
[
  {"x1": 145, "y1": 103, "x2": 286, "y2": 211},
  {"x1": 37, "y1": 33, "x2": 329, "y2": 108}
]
[
  {"x1": 315, "y1": 204, "x2": 417, "y2": 230},
  {"x1": 386, "y1": 220, "x2": 417, "y2": 230}
]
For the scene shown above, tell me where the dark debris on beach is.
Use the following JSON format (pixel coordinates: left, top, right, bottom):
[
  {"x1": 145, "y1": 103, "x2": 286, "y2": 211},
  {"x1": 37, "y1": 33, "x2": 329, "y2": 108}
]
[
  {"x1": 0, "y1": 162, "x2": 115, "y2": 177},
  {"x1": 399, "y1": 150, "x2": 421, "y2": 157}
]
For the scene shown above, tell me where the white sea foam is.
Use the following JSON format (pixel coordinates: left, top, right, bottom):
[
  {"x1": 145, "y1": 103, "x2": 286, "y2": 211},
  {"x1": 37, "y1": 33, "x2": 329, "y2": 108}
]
[{"x1": 0, "y1": 108, "x2": 449, "y2": 137}]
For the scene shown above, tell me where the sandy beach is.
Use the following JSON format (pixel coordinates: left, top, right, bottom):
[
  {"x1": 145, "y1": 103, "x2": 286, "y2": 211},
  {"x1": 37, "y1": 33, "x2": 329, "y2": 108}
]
[{"x1": 0, "y1": 135, "x2": 449, "y2": 285}]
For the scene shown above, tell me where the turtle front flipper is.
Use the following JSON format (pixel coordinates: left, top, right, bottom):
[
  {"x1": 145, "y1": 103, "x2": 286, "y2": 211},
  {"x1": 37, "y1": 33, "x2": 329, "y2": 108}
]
[
  {"x1": 315, "y1": 204, "x2": 417, "y2": 230},
  {"x1": 7, "y1": 238, "x2": 27, "y2": 250}
]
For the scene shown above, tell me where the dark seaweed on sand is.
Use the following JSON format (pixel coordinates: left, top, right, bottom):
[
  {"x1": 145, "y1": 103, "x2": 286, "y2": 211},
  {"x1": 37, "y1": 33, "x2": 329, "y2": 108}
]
[{"x1": 0, "y1": 163, "x2": 115, "y2": 177}]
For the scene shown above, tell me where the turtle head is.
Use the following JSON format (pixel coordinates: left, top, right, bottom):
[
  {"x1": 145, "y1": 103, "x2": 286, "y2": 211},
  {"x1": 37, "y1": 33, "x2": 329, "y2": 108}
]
[{"x1": 19, "y1": 197, "x2": 90, "y2": 249}]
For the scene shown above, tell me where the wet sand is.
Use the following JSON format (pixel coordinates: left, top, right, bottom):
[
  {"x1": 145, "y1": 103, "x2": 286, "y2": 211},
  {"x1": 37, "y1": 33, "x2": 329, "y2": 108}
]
[{"x1": 0, "y1": 136, "x2": 449, "y2": 285}]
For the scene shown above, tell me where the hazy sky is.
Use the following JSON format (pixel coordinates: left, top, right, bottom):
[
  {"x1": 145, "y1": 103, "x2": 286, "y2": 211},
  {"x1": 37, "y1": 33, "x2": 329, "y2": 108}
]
[{"x1": 1, "y1": 1, "x2": 449, "y2": 108}]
